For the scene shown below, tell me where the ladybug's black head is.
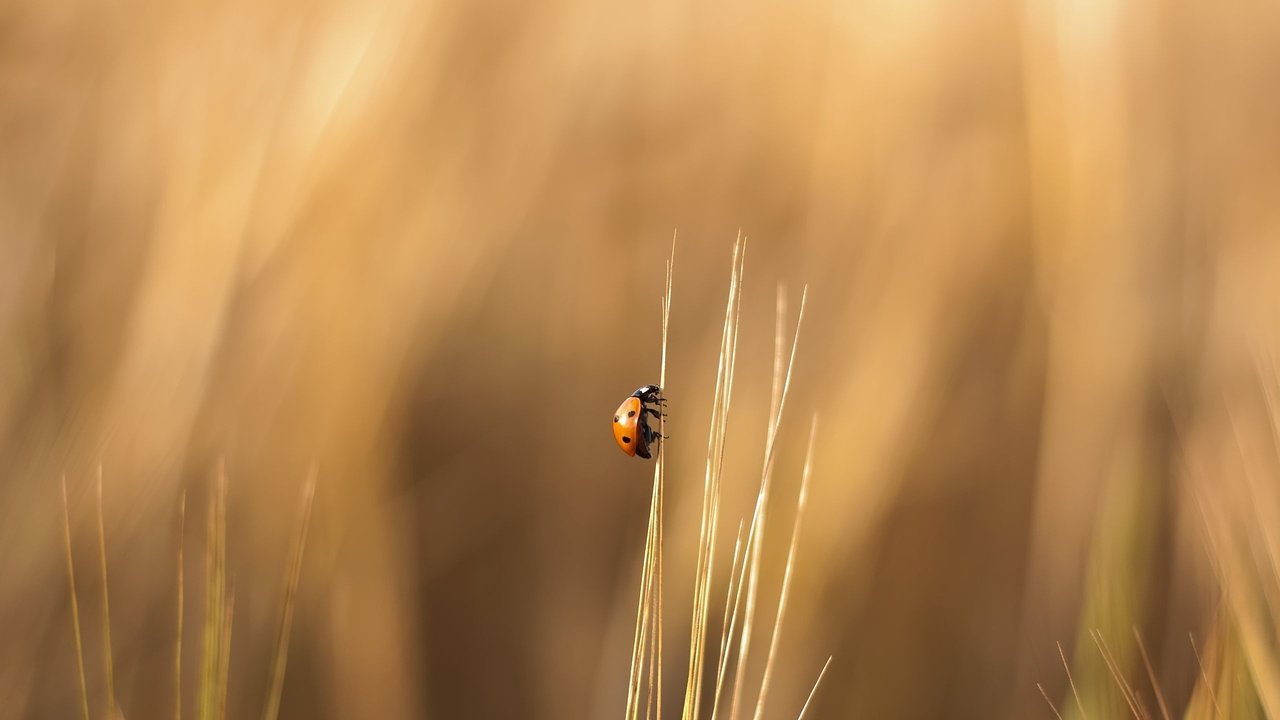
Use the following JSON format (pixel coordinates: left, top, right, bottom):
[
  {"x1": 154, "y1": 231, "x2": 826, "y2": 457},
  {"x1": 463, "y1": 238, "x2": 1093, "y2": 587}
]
[{"x1": 632, "y1": 384, "x2": 661, "y2": 402}]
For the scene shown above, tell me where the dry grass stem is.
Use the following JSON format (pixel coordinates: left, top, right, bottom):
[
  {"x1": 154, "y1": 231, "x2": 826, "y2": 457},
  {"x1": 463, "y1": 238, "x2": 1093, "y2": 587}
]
[
  {"x1": 751, "y1": 416, "x2": 817, "y2": 720},
  {"x1": 625, "y1": 239, "x2": 675, "y2": 720},
  {"x1": 1089, "y1": 629, "x2": 1143, "y2": 719},
  {"x1": 709, "y1": 520, "x2": 747, "y2": 719},
  {"x1": 60, "y1": 476, "x2": 90, "y2": 720},
  {"x1": 626, "y1": 239, "x2": 820, "y2": 720},
  {"x1": 729, "y1": 284, "x2": 806, "y2": 720},
  {"x1": 1037, "y1": 683, "x2": 1064, "y2": 720},
  {"x1": 200, "y1": 466, "x2": 230, "y2": 720},
  {"x1": 176, "y1": 491, "x2": 186, "y2": 720},
  {"x1": 680, "y1": 239, "x2": 745, "y2": 720},
  {"x1": 1189, "y1": 633, "x2": 1223, "y2": 720},
  {"x1": 96, "y1": 466, "x2": 118, "y2": 718},
  {"x1": 1132, "y1": 627, "x2": 1169, "y2": 720},
  {"x1": 1057, "y1": 642, "x2": 1086, "y2": 720},
  {"x1": 262, "y1": 468, "x2": 317, "y2": 720},
  {"x1": 794, "y1": 656, "x2": 831, "y2": 720},
  {"x1": 216, "y1": 590, "x2": 236, "y2": 720}
]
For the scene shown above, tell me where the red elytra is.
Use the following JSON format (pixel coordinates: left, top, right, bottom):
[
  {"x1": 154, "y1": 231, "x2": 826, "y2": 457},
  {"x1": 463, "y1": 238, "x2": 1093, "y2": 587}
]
[{"x1": 612, "y1": 385, "x2": 664, "y2": 459}]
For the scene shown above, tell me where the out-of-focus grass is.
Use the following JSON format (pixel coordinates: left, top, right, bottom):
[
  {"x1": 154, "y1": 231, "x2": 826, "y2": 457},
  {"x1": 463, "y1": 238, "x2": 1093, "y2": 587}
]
[
  {"x1": 4, "y1": 0, "x2": 1280, "y2": 717},
  {"x1": 57, "y1": 467, "x2": 314, "y2": 720}
]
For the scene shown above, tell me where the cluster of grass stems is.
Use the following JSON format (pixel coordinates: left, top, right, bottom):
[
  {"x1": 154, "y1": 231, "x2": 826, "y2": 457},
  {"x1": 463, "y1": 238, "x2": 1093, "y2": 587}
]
[
  {"x1": 626, "y1": 240, "x2": 1280, "y2": 720},
  {"x1": 60, "y1": 463, "x2": 315, "y2": 720},
  {"x1": 624, "y1": 238, "x2": 829, "y2": 720},
  {"x1": 1034, "y1": 354, "x2": 1280, "y2": 719}
]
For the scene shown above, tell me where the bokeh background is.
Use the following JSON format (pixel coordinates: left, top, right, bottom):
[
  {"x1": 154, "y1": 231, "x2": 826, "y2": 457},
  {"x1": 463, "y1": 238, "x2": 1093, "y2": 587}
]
[{"x1": 3, "y1": 0, "x2": 1280, "y2": 717}]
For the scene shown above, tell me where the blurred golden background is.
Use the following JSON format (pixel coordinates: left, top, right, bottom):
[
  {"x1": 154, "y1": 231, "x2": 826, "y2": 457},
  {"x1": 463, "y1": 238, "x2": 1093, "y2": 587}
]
[{"x1": 3, "y1": 0, "x2": 1280, "y2": 717}]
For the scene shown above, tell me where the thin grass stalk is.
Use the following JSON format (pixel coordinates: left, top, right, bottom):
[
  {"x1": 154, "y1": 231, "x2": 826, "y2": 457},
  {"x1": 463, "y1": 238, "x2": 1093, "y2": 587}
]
[
  {"x1": 794, "y1": 656, "x2": 831, "y2": 720},
  {"x1": 681, "y1": 239, "x2": 743, "y2": 720},
  {"x1": 200, "y1": 466, "x2": 228, "y2": 720},
  {"x1": 199, "y1": 495, "x2": 213, "y2": 719},
  {"x1": 176, "y1": 491, "x2": 186, "y2": 720},
  {"x1": 216, "y1": 591, "x2": 235, "y2": 720},
  {"x1": 262, "y1": 469, "x2": 317, "y2": 720},
  {"x1": 712, "y1": 512, "x2": 758, "y2": 720},
  {"x1": 645, "y1": 516, "x2": 660, "y2": 720},
  {"x1": 626, "y1": 241, "x2": 674, "y2": 720},
  {"x1": 730, "y1": 286, "x2": 806, "y2": 720},
  {"x1": 728, "y1": 501, "x2": 763, "y2": 720},
  {"x1": 1190, "y1": 633, "x2": 1223, "y2": 719},
  {"x1": 768, "y1": 286, "x2": 786, "y2": 446},
  {"x1": 751, "y1": 416, "x2": 818, "y2": 720},
  {"x1": 625, "y1": 567, "x2": 649, "y2": 719},
  {"x1": 199, "y1": 492, "x2": 215, "y2": 719},
  {"x1": 654, "y1": 250, "x2": 671, "y2": 720},
  {"x1": 656, "y1": 470, "x2": 664, "y2": 720},
  {"x1": 1037, "y1": 683, "x2": 1065, "y2": 720},
  {"x1": 709, "y1": 520, "x2": 747, "y2": 719},
  {"x1": 625, "y1": 484, "x2": 660, "y2": 720},
  {"x1": 729, "y1": 284, "x2": 789, "y2": 719},
  {"x1": 1057, "y1": 641, "x2": 1087, "y2": 720},
  {"x1": 696, "y1": 241, "x2": 745, "y2": 719},
  {"x1": 214, "y1": 475, "x2": 231, "y2": 720},
  {"x1": 644, "y1": 495, "x2": 659, "y2": 720},
  {"x1": 1089, "y1": 629, "x2": 1143, "y2": 719},
  {"x1": 626, "y1": 491, "x2": 659, "y2": 720},
  {"x1": 683, "y1": 249, "x2": 725, "y2": 718},
  {"x1": 1132, "y1": 628, "x2": 1170, "y2": 720},
  {"x1": 644, "y1": 504, "x2": 659, "y2": 720},
  {"x1": 96, "y1": 466, "x2": 118, "y2": 718},
  {"x1": 60, "y1": 476, "x2": 90, "y2": 720},
  {"x1": 653, "y1": 254, "x2": 675, "y2": 720}
]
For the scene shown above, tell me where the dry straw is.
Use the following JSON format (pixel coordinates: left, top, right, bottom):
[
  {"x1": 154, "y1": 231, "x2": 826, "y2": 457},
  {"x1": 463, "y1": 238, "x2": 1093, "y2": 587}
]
[{"x1": 625, "y1": 237, "x2": 829, "y2": 720}]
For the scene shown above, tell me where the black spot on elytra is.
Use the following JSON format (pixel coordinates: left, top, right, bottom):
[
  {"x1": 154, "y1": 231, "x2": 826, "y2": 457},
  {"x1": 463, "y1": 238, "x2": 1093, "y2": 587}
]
[
  {"x1": 622, "y1": 436, "x2": 632, "y2": 443},
  {"x1": 628, "y1": 410, "x2": 636, "y2": 417},
  {"x1": 614, "y1": 416, "x2": 620, "y2": 422}
]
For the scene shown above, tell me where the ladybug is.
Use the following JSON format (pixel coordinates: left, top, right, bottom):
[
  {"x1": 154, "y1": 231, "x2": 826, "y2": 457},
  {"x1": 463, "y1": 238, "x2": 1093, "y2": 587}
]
[{"x1": 612, "y1": 384, "x2": 666, "y2": 459}]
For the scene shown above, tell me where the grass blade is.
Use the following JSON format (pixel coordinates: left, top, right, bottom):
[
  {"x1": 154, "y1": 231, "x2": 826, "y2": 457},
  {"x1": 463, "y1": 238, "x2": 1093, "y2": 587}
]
[
  {"x1": 751, "y1": 416, "x2": 817, "y2": 720},
  {"x1": 683, "y1": 238, "x2": 745, "y2": 720},
  {"x1": 1132, "y1": 627, "x2": 1169, "y2": 720},
  {"x1": 200, "y1": 464, "x2": 229, "y2": 720},
  {"x1": 730, "y1": 285, "x2": 805, "y2": 720},
  {"x1": 262, "y1": 468, "x2": 317, "y2": 720},
  {"x1": 176, "y1": 491, "x2": 186, "y2": 720},
  {"x1": 1057, "y1": 641, "x2": 1087, "y2": 720},
  {"x1": 794, "y1": 656, "x2": 831, "y2": 720},
  {"x1": 96, "y1": 465, "x2": 118, "y2": 717},
  {"x1": 1037, "y1": 683, "x2": 1064, "y2": 720},
  {"x1": 60, "y1": 475, "x2": 90, "y2": 720},
  {"x1": 626, "y1": 238, "x2": 674, "y2": 720}
]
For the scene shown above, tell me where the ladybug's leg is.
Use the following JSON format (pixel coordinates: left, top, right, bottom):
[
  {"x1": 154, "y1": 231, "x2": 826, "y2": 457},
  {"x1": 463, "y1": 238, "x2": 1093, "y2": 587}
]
[{"x1": 640, "y1": 419, "x2": 662, "y2": 445}]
